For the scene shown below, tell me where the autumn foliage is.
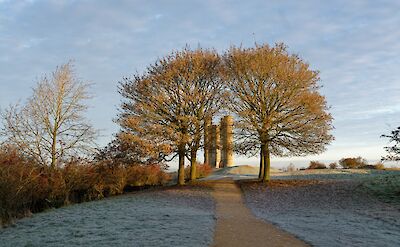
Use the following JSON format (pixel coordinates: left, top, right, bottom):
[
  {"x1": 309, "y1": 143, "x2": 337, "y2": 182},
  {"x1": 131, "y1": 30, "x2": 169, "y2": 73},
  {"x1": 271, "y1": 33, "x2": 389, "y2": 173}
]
[
  {"x1": 307, "y1": 161, "x2": 327, "y2": 169},
  {"x1": 118, "y1": 48, "x2": 225, "y2": 185},
  {"x1": 0, "y1": 146, "x2": 170, "y2": 226},
  {"x1": 1, "y1": 43, "x2": 336, "y2": 226},
  {"x1": 184, "y1": 163, "x2": 213, "y2": 180},
  {"x1": 224, "y1": 43, "x2": 333, "y2": 182},
  {"x1": 339, "y1": 157, "x2": 367, "y2": 169}
]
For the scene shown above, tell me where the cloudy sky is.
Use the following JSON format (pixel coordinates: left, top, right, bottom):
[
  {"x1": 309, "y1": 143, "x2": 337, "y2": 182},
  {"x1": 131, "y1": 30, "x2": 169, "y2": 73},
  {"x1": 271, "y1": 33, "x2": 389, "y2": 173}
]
[{"x1": 1, "y1": 0, "x2": 399, "y2": 167}]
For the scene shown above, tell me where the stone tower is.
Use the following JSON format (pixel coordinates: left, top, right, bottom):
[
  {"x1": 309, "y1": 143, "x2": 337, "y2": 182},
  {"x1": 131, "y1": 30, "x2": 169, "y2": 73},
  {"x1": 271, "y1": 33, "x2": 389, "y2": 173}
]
[
  {"x1": 204, "y1": 115, "x2": 234, "y2": 168},
  {"x1": 220, "y1": 115, "x2": 234, "y2": 167},
  {"x1": 203, "y1": 117, "x2": 211, "y2": 165},
  {"x1": 209, "y1": 124, "x2": 221, "y2": 168}
]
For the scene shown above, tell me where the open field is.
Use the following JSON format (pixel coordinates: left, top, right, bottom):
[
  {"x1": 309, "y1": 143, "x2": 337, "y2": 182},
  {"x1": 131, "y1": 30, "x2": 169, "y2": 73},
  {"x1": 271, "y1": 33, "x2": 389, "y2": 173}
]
[
  {"x1": 0, "y1": 186, "x2": 215, "y2": 247},
  {"x1": 2, "y1": 166, "x2": 399, "y2": 246},
  {"x1": 240, "y1": 168, "x2": 400, "y2": 247}
]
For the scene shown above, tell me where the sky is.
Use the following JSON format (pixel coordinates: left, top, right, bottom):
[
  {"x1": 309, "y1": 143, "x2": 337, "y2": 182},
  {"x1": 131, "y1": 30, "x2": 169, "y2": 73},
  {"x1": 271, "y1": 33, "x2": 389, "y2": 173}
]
[{"x1": 1, "y1": 0, "x2": 400, "y2": 168}]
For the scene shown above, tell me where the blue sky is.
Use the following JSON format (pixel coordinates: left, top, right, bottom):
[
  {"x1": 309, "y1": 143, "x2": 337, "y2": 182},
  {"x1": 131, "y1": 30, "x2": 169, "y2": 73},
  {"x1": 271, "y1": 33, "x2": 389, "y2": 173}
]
[{"x1": 1, "y1": 0, "x2": 399, "y2": 167}]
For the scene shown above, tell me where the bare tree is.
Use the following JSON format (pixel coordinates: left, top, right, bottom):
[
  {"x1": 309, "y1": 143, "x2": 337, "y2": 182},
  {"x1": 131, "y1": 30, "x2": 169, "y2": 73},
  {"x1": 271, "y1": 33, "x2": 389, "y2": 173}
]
[
  {"x1": 381, "y1": 126, "x2": 400, "y2": 162},
  {"x1": 224, "y1": 43, "x2": 334, "y2": 182},
  {"x1": 1, "y1": 63, "x2": 97, "y2": 168},
  {"x1": 118, "y1": 47, "x2": 224, "y2": 185}
]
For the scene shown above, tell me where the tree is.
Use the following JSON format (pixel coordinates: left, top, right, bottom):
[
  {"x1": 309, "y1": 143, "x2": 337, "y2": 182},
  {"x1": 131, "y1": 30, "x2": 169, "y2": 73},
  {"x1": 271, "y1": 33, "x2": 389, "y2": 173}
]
[
  {"x1": 329, "y1": 162, "x2": 338, "y2": 169},
  {"x1": 118, "y1": 48, "x2": 224, "y2": 185},
  {"x1": 1, "y1": 63, "x2": 97, "y2": 168},
  {"x1": 381, "y1": 126, "x2": 400, "y2": 162},
  {"x1": 224, "y1": 43, "x2": 333, "y2": 182},
  {"x1": 97, "y1": 131, "x2": 172, "y2": 167},
  {"x1": 339, "y1": 157, "x2": 367, "y2": 169},
  {"x1": 307, "y1": 161, "x2": 326, "y2": 169}
]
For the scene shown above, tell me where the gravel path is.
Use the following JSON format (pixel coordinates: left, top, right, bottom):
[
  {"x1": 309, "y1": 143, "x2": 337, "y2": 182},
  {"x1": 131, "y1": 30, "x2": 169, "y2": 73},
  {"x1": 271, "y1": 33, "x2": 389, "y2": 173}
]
[
  {"x1": 241, "y1": 179, "x2": 400, "y2": 247},
  {"x1": 0, "y1": 187, "x2": 215, "y2": 247},
  {"x1": 210, "y1": 179, "x2": 308, "y2": 247}
]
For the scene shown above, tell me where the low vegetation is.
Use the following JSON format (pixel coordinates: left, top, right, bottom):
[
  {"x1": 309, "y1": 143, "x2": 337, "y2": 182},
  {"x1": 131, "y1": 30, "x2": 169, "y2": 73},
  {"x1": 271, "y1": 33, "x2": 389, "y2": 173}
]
[
  {"x1": 373, "y1": 162, "x2": 385, "y2": 170},
  {"x1": 329, "y1": 162, "x2": 338, "y2": 169},
  {"x1": 306, "y1": 158, "x2": 386, "y2": 170},
  {"x1": 307, "y1": 161, "x2": 327, "y2": 169},
  {"x1": 339, "y1": 157, "x2": 367, "y2": 169},
  {"x1": 337, "y1": 157, "x2": 386, "y2": 170},
  {"x1": 0, "y1": 146, "x2": 170, "y2": 226},
  {"x1": 286, "y1": 163, "x2": 296, "y2": 172},
  {"x1": 184, "y1": 163, "x2": 212, "y2": 180}
]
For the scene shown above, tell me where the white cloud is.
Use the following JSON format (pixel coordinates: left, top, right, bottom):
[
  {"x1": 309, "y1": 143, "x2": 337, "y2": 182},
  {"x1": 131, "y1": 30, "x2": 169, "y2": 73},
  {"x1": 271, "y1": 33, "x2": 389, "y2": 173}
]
[{"x1": 0, "y1": 0, "x2": 399, "y2": 161}]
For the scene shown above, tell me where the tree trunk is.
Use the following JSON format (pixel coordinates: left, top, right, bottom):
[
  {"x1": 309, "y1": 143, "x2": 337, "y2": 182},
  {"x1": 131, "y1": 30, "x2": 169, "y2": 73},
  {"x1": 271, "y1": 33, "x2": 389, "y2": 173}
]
[
  {"x1": 204, "y1": 149, "x2": 209, "y2": 165},
  {"x1": 258, "y1": 144, "x2": 265, "y2": 179},
  {"x1": 262, "y1": 142, "x2": 271, "y2": 183},
  {"x1": 51, "y1": 128, "x2": 58, "y2": 169},
  {"x1": 177, "y1": 144, "x2": 185, "y2": 185},
  {"x1": 190, "y1": 149, "x2": 197, "y2": 181}
]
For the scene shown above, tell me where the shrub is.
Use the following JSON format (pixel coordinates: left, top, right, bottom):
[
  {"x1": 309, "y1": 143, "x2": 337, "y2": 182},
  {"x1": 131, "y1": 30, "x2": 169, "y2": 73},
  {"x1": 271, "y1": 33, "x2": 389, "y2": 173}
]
[
  {"x1": 0, "y1": 140, "x2": 173, "y2": 227},
  {"x1": 185, "y1": 163, "x2": 212, "y2": 179},
  {"x1": 92, "y1": 161, "x2": 127, "y2": 198},
  {"x1": 0, "y1": 147, "x2": 171, "y2": 227},
  {"x1": 197, "y1": 163, "x2": 212, "y2": 178},
  {"x1": 329, "y1": 162, "x2": 338, "y2": 169},
  {"x1": 307, "y1": 161, "x2": 326, "y2": 169},
  {"x1": 0, "y1": 146, "x2": 46, "y2": 225},
  {"x1": 125, "y1": 164, "x2": 170, "y2": 187},
  {"x1": 339, "y1": 157, "x2": 367, "y2": 169},
  {"x1": 63, "y1": 160, "x2": 98, "y2": 202},
  {"x1": 374, "y1": 162, "x2": 385, "y2": 170},
  {"x1": 45, "y1": 169, "x2": 68, "y2": 207},
  {"x1": 287, "y1": 163, "x2": 296, "y2": 172},
  {"x1": 359, "y1": 162, "x2": 386, "y2": 170}
]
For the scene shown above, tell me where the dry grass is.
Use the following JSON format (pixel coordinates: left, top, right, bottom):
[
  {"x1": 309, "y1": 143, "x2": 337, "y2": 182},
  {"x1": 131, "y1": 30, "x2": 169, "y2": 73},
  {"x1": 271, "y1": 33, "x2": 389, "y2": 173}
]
[{"x1": 237, "y1": 179, "x2": 324, "y2": 189}]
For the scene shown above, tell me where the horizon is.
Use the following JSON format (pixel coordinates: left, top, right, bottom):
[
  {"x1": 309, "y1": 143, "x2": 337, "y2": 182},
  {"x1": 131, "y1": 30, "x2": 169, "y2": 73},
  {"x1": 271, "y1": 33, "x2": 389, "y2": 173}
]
[{"x1": 1, "y1": 0, "x2": 400, "y2": 167}]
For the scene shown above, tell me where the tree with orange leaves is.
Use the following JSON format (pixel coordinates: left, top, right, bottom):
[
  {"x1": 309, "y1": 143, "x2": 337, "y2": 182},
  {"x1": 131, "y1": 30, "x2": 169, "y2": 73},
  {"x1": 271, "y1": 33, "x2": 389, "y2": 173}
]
[
  {"x1": 224, "y1": 43, "x2": 334, "y2": 182},
  {"x1": 118, "y1": 47, "x2": 225, "y2": 185}
]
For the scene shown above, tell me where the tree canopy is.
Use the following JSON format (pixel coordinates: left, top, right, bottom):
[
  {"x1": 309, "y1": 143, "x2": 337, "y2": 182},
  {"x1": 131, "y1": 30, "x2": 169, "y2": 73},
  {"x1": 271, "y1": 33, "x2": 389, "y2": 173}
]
[
  {"x1": 116, "y1": 43, "x2": 333, "y2": 184},
  {"x1": 1, "y1": 63, "x2": 97, "y2": 168},
  {"x1": 223, "y1": 43, "x2": 334, "y2": 182},
  {"x1": 118, "y1": 47, "x2": 225, "y2": 184},
  {"x1": 381, "y1": 126, "x2": 400, "y2": 162}
]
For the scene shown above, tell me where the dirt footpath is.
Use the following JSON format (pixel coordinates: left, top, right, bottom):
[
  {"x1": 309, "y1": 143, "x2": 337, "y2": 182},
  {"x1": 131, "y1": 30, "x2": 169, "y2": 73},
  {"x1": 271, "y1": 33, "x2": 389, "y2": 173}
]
[{"x1": 210, "y1": 179, "x2": 309, "y2": 247}]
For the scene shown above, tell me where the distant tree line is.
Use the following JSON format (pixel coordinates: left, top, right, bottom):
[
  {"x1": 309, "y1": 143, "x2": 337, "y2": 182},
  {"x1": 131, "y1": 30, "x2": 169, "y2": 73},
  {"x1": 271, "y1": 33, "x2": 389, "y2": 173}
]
[{"x1": 306, "y1": 157, "x2": 385, "y2": 170}]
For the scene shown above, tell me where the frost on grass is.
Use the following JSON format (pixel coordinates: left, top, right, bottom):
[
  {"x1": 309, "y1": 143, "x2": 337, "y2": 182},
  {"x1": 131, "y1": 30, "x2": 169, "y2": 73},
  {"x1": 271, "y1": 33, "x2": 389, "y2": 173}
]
[
  {"x1": 362, "y1": 173, "x2": 400, "y2": 203},
  {"x1": 0, "y1": 187, "x2": 215, "y2": 247},
  {"x1": 241, "y1": 171, "x2": 400, "y2": 247}
]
